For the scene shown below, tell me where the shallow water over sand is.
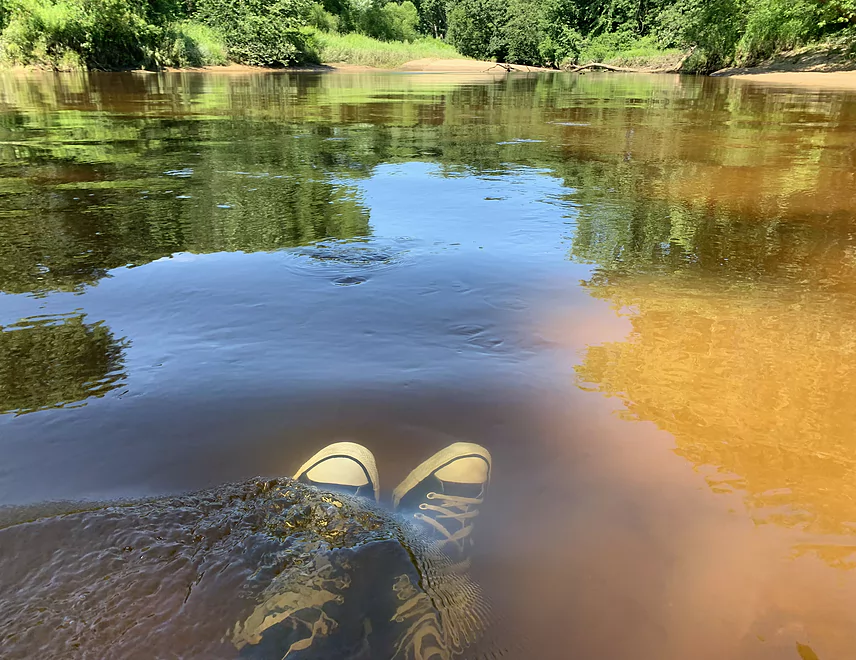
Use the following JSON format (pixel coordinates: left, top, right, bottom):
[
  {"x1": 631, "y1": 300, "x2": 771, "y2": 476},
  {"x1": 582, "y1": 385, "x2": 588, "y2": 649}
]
[{"x1": 1, "y1": 70, "x2": 856, "y2": 659}]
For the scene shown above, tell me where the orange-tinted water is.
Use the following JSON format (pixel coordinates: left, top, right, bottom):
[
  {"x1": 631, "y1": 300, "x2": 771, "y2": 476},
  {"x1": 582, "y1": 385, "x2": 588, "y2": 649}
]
[{"x1": 0, "y1": 70, "x2": 855, "y2": 659}]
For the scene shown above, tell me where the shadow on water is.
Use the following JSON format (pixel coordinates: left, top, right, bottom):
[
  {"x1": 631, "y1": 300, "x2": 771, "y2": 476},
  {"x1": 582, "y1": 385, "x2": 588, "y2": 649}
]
[{"x1": 0, "y1": 70, "x2": 856, "y2": 658}]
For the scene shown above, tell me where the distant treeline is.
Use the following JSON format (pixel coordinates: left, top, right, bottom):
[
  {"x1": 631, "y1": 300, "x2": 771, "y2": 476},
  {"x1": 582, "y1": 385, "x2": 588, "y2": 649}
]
[{"x1": 0, "y1": 0, "x2": 853, "y2": 70}]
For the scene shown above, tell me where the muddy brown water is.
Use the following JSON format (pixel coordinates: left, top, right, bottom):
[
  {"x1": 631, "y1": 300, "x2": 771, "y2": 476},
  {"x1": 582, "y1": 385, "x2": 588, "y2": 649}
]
[{"x1": 1, "y1": 70, "x2": 855, "y2": 659}]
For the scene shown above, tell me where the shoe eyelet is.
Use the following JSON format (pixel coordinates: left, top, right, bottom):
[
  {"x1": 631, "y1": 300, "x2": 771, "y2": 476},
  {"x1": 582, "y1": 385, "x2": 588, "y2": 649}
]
[
  {"x1": 419, "y1": 503, "x2": 428, "y2": 510},
  {"x1": 426, "y1": 492, "x2": 437, "y2": 499}
]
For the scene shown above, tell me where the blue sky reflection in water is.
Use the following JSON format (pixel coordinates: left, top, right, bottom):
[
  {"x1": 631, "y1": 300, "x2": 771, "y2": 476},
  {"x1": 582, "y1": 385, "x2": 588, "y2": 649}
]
[{"x1": 0, "y1": 70, "x2": 856, "y2": 659}]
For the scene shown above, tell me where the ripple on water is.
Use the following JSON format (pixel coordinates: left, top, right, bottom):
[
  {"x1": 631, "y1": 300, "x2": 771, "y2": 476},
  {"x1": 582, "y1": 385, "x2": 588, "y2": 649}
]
[
  {"x1": 163, "y1": 168, "x2": 194, "y2": 178},
  {"x1": 448, "y1": 322, "x2": 514, "y2": 354},
  {"x1": 333, "y1": 275, "x2": 368, "y2": 286},
  {"x1": 282, "y1": 238, "x2": 414, "y2": 285},
  {"x1": 0, "y1": 479, "x2": 496, "y2": 659}
]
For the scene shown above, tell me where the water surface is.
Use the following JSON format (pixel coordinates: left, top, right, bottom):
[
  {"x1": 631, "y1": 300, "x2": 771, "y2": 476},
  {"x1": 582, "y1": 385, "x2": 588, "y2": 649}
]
[{"x1": 1, "y1": 70, "x2": 856, "y2": 659}]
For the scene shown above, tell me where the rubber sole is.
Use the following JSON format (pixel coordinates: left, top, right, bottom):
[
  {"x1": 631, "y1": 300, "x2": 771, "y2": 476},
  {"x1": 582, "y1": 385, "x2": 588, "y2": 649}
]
[
  {"x1": 293, "y1": 441, "x2": 380, "y2": 502},
  {"x1": 392, "y1": 442, "x2": 492, "y2": 509}
]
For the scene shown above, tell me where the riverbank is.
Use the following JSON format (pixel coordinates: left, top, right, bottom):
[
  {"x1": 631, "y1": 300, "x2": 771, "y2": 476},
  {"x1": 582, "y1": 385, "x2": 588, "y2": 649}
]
[
  {"x1": 393, "y1": 59, "x2": 856, "y2": 85},
  {"x1": 715, "y1": 70, "x2": 856, "y2": 88},
  {"x1": 386, "y1": 54, "x2": 856, "y2": 87},
  {"x1": 175, "y1": 57, "x2": 856, "y2": 87},
  {"x1": 154, "y1": 58, "x2": 554, "y2": 74},
  {"x1": 19, "y1": 48, "x2": 854, "y2": 88},
  {"x1": 711, "y1": 45, "x2": 856, "y2": 88},
  {"x1": 714, "y1": 42, "x2": 855, "y2": 74}
]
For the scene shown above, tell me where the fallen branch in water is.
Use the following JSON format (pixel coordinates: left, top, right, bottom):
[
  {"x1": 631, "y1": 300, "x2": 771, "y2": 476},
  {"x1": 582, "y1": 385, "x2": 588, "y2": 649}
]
[
  {"x1": 484, "y1": 62, "x2": 553, "y2": 73},
  {"x1": 566, "y1": 62, "x2": 641, "y2": 73},
  {"x1": 565, "y1": 48, "x2": 697, "y2": 74}
]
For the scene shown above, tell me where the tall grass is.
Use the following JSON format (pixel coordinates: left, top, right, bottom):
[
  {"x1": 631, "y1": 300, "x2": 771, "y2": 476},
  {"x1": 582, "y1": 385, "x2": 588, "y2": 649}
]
[
  {"x1": 314, "y1": 30, "x2": 464, "y2": 68},
  {"x1": 161, "y1": 21, "x2": 228, "y2": 67},
  {"x1": 194, "y1": 0, "x2": 316, "y2": 67}
]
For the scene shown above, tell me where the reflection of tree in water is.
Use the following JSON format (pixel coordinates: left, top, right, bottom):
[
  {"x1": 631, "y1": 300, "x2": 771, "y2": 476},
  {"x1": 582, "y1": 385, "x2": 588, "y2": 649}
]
[
  {"x1": 566, "y1": 161, "x2": 856, "y2": 289},
  {"x1": 559, "y1": 86, "x2": 856, "y2": 542},
  {"x1": 571, "y1": 177, "x2": 856, "y2": 539},
  {"x1": 4, "y1": 71, "x2": 856, "y2": 536},
  {"x1": 2, "y1": 71, "x2": 855, "y2": 296},
  {"x1": 0, "y1": 314, "x2": 127, "y2": 414},
  {"x1": 0, "y1": 97, "x2": 374, "y2": 294},
  {"x1": 576, "y1": 279, "x2": 856, "y2": 536},
  {"x1": 0, "y1": 149, "x2": 371, "y2": 295}
]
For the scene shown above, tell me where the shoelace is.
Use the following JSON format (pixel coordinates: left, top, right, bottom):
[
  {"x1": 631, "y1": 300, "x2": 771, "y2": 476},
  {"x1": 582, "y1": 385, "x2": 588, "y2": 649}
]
[{"x1": 413, "y1": 491, "x2": 482, "y2": 552}]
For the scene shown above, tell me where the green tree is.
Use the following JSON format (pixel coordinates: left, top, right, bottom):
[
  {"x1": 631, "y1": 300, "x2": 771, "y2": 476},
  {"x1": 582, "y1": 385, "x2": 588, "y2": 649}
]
[
  {"x1": 0, "y1": 0, "x2": 162, "y2": 69},
  {"x1": 503, "y1": 0, "x2": 545, "y2": 64},
  {"x1": 446, "y1": 0, "x2": 507, "y2": 59},
  {"x1": 737, "y1": 0, "x2": 826, "y2": 61},
  {"x1": 355, "y1": 0, "x2": 420, "y2": 41},
  {"x1": 415, "y1": 0, "x2": 447, "y2": 37},
  {"x1": 194, "y1": 0, "x2": 316, "y2": 65}
]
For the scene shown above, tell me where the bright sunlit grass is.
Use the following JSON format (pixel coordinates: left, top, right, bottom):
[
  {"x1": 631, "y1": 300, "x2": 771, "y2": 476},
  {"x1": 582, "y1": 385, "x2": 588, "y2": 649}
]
[{"x1": 314, "y1": 31, "x2": 466, "y2": 68}]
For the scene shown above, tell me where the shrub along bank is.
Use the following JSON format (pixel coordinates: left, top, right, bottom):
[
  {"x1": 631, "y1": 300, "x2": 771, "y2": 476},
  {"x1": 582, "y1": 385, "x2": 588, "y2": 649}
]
[
  {"x1": 0, "y1": 0, "x2": 852, "y2": 71},
  {"x1": 0, "y1": 0, "x2": 314, "y2": 68},
  {"x1": 444, "y1": 0, "x2": 855, "y2": 71}
]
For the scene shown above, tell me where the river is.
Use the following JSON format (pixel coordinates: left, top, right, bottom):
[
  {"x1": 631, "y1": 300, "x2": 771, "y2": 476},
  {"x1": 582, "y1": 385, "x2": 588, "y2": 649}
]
[{"x1": 1, "y1": 70, "x2": 855, "y2": 659}]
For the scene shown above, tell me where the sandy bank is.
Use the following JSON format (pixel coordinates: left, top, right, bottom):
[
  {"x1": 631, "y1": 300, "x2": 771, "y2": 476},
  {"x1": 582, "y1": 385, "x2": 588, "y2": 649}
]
[
  {"x1": 175, "y1": 60, "x2": 856, "y2": 90},
  {"x1": 396, "y1": 57, "x2": 553, "y2": 73},
  {"x1": 134, "y1": 57, "x2": 856, "y2": 88},
  {"x1": 712, "y1": 46, "x2": 856, "y2": 89},
  {"x1": 715, "y1": 70, "x2": 856, "y2": 89},
  {"x1": 157, "y1": 58, "x2": 553, "y2": 74}
]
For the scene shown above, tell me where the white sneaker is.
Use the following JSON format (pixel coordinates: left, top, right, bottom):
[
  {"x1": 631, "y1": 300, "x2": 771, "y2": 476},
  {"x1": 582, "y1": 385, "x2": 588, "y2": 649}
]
[
  {"x1": 392, "y1": 442, "x2": 491, "y2": 558},
  {"x1": 293, "y1": 441, "x2": 380, "y2": 502}
]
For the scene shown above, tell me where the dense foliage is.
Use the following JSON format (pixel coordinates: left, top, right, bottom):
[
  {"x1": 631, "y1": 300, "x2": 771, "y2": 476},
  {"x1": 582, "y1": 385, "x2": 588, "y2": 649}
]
[
  {"x1": 0, "y1": 0, "x2": 166, "y2": 69},
  {"x1": 443, "y1": 0, "x2": 856, "y2": 69},
  {"x1": 0, "y1": 0, "x2": 228, "y2": 68},
  {"x1": 0, "y1": 0, "x2": 852, "y2": 71},
  {"x1": 315, "y1": 30, "x2": 462, "y2": 67},
  {"x1": 194, "y1": 0, "x2": 317, "y2": 65}
]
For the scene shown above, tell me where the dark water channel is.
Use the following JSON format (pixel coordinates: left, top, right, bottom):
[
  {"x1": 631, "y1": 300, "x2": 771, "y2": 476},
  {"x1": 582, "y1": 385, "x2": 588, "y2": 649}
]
[{"x1": 1, "y1": 70, "x2": 856, "y2": 659}]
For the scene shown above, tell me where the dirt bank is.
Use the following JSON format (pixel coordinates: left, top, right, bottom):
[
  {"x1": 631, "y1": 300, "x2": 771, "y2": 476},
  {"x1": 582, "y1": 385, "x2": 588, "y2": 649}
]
[
  {"x1": 716, "y1": 70, "x2": 856, "y2": 89},
  {"x1": 396, "y1": 57, "x2": 552, "y2": 73},
  {"x1": 158, "y1": 58, "x2": 553, "y2": 74},
  {"x1": 712, "y1": 45, "x2": 856, "y2": 89},
  {"x1": 155, "y1": 56, "x2": 856, "y2": 87}
]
